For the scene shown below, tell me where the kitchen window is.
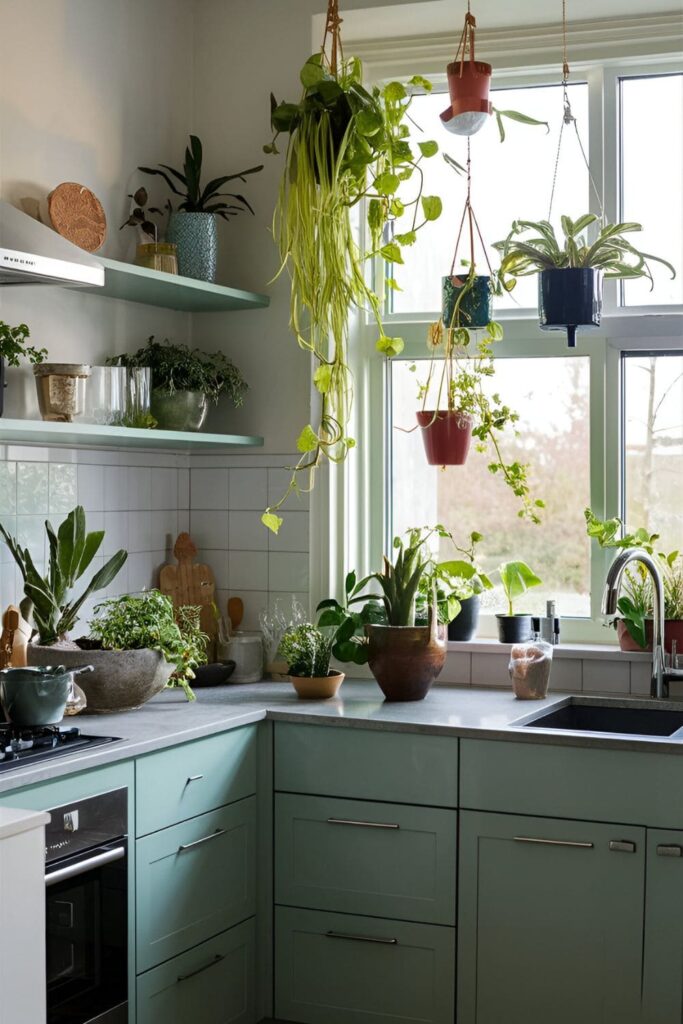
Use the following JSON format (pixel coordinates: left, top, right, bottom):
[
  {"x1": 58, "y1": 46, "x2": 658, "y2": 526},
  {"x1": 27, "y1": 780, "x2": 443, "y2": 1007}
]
[{"x1": 312, "y1": 49, "x2": 683, "y2": 645}]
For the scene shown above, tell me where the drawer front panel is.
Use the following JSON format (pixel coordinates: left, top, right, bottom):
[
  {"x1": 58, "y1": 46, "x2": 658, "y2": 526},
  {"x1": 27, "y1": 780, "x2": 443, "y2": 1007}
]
[
  {"x1": 136, "y1": 725, "x2": 257, "y2": 835},
  {"x1": 136, "y1": 798, "x2": 256, "y2": 972},
  {"x1": 275, "y1": 906, "x2": 455, "y2": 1024},
  {"x1": 275, "y1": 793, "x2": 456, "y2": 925},
  {"x1": 136, "y1": 918, "x2": 255, "y2": 1024},
  {"x1": 275, "y1": 723, "x2": 458, "y2": 807},
  {"x1": 461, "y1": 738, "x2": 683, "y2": 828}
]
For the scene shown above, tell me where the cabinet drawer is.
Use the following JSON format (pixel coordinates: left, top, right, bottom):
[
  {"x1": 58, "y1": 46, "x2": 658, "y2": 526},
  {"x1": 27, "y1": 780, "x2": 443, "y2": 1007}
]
[
  {"x1": 137, "y1": 918, "x2": 255, "y2": 1024},
  {"x1": 275, "y1": 906, "x2": 455, "y2": 1024},
  {"x1": 460, "y1": 739, "x2": 683, "y2": 827},
  {"x1": 275, "y1": 794, "x2": 456, "y2": 925},
  {"x1": 136, "y1": 725, "x2": 257, "y2": 835},
  {"x1": 136, "y1": 798, "x2": 256, "y2": 972},
  {"x1": 275, "y1": 723, "x2": 458, "y2": 807}
]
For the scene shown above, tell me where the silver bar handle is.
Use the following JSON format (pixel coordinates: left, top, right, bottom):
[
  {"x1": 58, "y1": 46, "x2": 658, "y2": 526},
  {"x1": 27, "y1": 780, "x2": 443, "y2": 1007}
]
[
  {"x1": 186, "y1": 774, "x2": 204, "y2": 783},
  {"x1": 657, "y1": 844, "x2": 683, "y2": 858},
  {"x1": 326, "y1": 817, "x2": 400, "y2": 830},
  {"x1": 514, "y1": 836, "x2": 594, "y2": 849},
  {"x1": 45, "y1": 845, "x2": 126, "y2": 887},
  {"x1": 178, "y1": 828, "x2": 226, "y2": 853},
  {"x1": 326, "y1": 930, "x2": 398, "y2": 945},
  {"x1": 177, "y1": 953, "x2": 225, "y2": 983}
]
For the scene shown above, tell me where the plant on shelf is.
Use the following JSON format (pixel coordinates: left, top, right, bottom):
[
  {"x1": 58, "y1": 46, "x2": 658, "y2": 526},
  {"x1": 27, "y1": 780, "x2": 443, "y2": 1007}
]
[
  {"x1": 260, "y1": 3, "x2": 443, "y2": 535},
  {"x1": 585, "y1": 508, "x2": 683, "y2": 653},
  {"x1": 495, "y1": 214, "x2": 676, "y2": 347},
  {"x1": 495, "y1": 560, "x2": 542, "y2": 644},
  {"x1": 87, "y1": 592, "x2": 208, "y2": 703},
  {"x1": 139, "y1": 134, "x2": 263, "y2": 282},
  {"x1": 108, "y1": 336, "x2": 248, "y2": 433},
  {"x1": 0, "y1": 321, "x2": 47, "y2": 418},
  {"x1": 0, "y1": 506, "x2": 127, "y2": 646},
  {"x1": 280, "y1": 622, "x2": 346, "y2": 699},
  {"x1": 120, "y1": 186, "x2": 166, "y2": 242},
  {"x1": 416, "y1": 530, "x2": 493, "y2": 641}
]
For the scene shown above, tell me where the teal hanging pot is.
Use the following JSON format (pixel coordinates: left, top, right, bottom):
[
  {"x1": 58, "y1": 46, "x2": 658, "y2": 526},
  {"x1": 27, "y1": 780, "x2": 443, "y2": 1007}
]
[
  {"x1": 167, "y1": 212, "x2": 218, "y2": 282},
  {"x1": 442, "y1": 274, "x2": 491, "y2": 329}
]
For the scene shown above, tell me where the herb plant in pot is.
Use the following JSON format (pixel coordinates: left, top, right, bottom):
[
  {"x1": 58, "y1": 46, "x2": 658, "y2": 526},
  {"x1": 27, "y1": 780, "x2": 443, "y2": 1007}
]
[
  {"x1": 139, "y1": 135, "x2": 262, "y2": 282},
  {"x1": 496, "y1": 560, "x2": 542, "y2": 643},
  {"x1": 280, "y1": 623, "x2": 345, "y2": 699},
  {"x1": 109, "y1": 336, "x2": 248, "y2": 433},
  {"x1": 0, "y1": 321, "x2": 46, "y2": 417},
  {"x1": 495, "y1": 214, "x2": 676, "y2": 347}
]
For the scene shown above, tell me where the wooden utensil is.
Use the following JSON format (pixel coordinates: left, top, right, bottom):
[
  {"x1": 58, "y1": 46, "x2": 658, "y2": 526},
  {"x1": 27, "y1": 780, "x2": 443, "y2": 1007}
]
[
  {"x1": 0, "y1": 606, "x2": 31, "y2": 668},
  {"x1": 159, "y1": 533, "x2": 218, "y2": 660},
  {"x1": 227, "y1": 597, "x2": 244, "y2": 632}
]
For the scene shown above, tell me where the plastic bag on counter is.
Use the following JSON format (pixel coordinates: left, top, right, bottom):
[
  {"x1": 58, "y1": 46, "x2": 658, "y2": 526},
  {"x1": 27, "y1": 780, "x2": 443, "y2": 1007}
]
[{"x1": 509, "y1": 639, "x2": 553, "y2": 700}]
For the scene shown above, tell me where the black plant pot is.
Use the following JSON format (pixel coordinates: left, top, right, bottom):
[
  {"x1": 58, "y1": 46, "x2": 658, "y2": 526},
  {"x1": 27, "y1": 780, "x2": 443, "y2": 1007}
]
[
  {"x1": 448, "y1": 594, "x2": 480, "y2": 642},
  {"x1": 539, "y1": 268, "x2": 603, "y2": 348},
  {"x1": 0, "y1": 356, "x2": 4, "y2": 417},
  {"x1": 496, "y1": 614, "x2": 532, "y2": 644},
  {"x1": 442, "y1": 274, "x2": 491, "y2": 329}
]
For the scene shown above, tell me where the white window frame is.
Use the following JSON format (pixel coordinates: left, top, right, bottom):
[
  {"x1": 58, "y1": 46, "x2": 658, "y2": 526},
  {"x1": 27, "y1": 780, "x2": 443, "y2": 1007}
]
[{"x1": 310, "y1": 25, "x2": 683, "y2": 647}]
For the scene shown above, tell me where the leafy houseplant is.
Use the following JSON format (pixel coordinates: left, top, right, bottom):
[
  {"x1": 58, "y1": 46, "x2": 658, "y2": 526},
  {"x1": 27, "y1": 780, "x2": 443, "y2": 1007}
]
[
  {"x1": 109, "y1": 336, "x2": 248, "y2": 432},
  {"x1": 139, "y1": 134, "x2": 263, "y2": 282},
  {"x1": 0, "y1": 321, "x2": 47, "y2": 418},
  {"x1": 495, "y1": 214, "x2": 676, "y2": 347},
  {"x1": 585, "y1": 508, "x2": 683, "y2": 653},
  {"x1": 417, "y1": 530, "x2": 493, "y2": 642},
  {"x1": 415, "y1": 318, "x2": 545, "y2": 523},
  {"x1": 261, "y1": 43, "x2": 443, "y2": 535},
  {"x1": 0, "y1": 506, "x2": 127, "y2": 645},
  {"x1": 280, "y1": 622, "x2": 345, "y2": 699},
  {"x1": 496, "y1": 560, "x2": 542, "y2": 643},
  {"x1": 120, "y1": 186, "x2": 178, "y2": 275}
]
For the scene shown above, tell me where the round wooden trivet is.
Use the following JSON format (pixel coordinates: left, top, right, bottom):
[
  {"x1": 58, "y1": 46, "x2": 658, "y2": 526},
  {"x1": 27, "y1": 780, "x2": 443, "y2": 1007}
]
[{"x1": 48, "y1": 182, "x2": 107, "y2": 252}]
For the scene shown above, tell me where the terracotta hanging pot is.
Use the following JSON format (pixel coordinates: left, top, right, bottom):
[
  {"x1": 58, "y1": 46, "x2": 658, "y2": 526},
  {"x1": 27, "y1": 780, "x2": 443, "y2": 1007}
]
[
  {"x1": 538, "y1": 268, "x2": 603, "y2": 348},
  {"x1": 417, "y1": 410, "x2": 473, "y2": 466},
  {"x1": 442, "y1": 274, "x2": 491, "y2": 329},
  {"x1": 365, "y1": 610, "x2": 447, "y2": 702},
  {"x1": 440, "y1": 13, "x2": 492, "y2": 136}
]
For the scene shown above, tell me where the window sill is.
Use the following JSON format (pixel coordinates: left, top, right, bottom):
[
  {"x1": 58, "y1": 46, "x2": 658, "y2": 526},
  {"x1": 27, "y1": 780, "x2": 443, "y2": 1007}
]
[{"x1": 447, "y1": 639, "x2": 650, "y2": 661}]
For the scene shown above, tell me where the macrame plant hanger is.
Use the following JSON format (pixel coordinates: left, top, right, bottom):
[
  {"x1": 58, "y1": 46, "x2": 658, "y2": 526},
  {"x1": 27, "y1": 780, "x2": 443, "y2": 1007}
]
[
  {"x1": 441, "y1": 1, "x2": 493, "y2": 136},
  {"x1": 321, "y1": 0, "x2": 344, "y2": 76},
  {"x1": 445, "y1": 138, "x2": 495, "y2": 331}
]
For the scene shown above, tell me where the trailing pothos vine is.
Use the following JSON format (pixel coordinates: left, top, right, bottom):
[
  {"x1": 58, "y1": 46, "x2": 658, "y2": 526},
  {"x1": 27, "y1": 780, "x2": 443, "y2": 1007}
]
[{"x1": 261, "y1": 45, "x2": 442, "y2": 534}]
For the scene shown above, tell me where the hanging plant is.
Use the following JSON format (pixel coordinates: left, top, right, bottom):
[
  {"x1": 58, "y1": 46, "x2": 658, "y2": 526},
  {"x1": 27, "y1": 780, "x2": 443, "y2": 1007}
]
[
  {"x1": 260, "y1": 2, "x2": 442, "y2": 534},
  {"x1": 494, "y1": 214, "x2": 676, "y2": 346}
]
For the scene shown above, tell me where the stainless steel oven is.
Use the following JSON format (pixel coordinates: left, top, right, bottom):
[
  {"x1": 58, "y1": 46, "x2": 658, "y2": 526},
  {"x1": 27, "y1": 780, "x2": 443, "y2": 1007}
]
[{"x1": 44, "y1": 788, "x2": 128, "y2": 1023}]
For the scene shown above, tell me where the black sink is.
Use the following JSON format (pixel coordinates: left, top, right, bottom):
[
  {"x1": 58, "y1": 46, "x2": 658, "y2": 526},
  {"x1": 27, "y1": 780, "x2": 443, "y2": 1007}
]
[{"x1": 520, "y1": 702, "x2": 683, "y2": 737}]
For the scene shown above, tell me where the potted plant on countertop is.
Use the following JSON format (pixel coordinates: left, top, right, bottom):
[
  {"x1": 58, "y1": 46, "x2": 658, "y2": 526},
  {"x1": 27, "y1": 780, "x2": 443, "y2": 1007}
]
[
  {"x1": 495, "y1": 214, "x2": 676, "y2": 347},
  {"x1": 496, "y1": 560, "x2": 542, "y2": 643},
  {"x1": 280, "y1": 622, "x2": 347, "y2": 699},
  {"x1": 139, "y1": 134, "x2": 263, "y2": 282},
  {"x1": 108, "y1": 335, "x2": 248, "y2": 432},
  {"x1": 418, "y1": 531, "x2": 493, "y2": 642},
  {"x1": 0, "y1": 321, "x2": 47, "y2": 418},
  {"x1": 585, "y1": 508, "x2": 683, "y2": 654}
]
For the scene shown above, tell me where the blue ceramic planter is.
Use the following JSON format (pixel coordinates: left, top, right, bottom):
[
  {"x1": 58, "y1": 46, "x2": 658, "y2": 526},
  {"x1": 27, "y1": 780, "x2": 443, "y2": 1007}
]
[
  {"x1": 539, "y1": 268, "x2": 603, "y2": 348},
  {"x1": 167, "y1": 212, "x2": 218, "y2": 282}
]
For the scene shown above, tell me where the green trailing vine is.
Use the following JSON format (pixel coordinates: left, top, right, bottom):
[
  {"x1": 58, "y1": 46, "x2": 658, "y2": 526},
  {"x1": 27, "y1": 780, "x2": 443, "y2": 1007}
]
[{"x1": 261, "y1": 50, "x2": 442, "y2": 534}]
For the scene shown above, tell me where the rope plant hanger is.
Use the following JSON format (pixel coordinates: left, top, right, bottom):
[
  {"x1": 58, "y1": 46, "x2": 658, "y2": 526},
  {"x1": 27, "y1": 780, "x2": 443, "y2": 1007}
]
[
  {"x1": 441, "y1": 4, "x2": 492, "y2": 136},
  {"x1": 262, "y1": 0, "x2": 443, "y2": 533},
  {"x1": 494, "y1": 0, "x2": 675, "y2": 348}
]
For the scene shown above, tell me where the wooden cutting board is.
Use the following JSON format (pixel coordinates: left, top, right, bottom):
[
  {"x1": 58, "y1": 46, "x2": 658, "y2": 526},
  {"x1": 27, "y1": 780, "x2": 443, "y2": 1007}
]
[
  {"x1": 159, "y1": 533, "x2": 218, "y2": 660},
  {"x1": 0, "y1": 605, "x2": 31, "y2": 668}
]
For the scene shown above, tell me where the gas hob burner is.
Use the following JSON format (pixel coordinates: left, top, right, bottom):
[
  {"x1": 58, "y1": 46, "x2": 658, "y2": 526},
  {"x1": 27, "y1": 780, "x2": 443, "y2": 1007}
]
[{"x1": 0, "y1": 723, "x2": 118, "y2": 772}]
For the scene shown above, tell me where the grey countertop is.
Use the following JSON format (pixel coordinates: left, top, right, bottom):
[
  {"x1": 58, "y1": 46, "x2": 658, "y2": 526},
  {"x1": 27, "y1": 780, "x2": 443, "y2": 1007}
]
[{"x1": 2, "y1": 680, "x2": 683, "y2": 796}]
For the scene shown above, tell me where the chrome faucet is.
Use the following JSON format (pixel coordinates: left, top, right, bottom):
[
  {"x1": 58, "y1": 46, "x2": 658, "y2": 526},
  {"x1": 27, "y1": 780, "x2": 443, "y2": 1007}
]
[{"x1": 602, "y1": 548, "x2": 683, "y2": 699}]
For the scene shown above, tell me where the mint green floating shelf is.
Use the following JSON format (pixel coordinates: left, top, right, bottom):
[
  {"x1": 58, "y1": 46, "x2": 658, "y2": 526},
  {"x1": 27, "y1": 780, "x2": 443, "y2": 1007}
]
[
  {"x1": 77, "y1": 256, "x2": 269, "y2": 313},
  {"x1": 0, "y1": 419, "x2": 263, "y2": 452}
]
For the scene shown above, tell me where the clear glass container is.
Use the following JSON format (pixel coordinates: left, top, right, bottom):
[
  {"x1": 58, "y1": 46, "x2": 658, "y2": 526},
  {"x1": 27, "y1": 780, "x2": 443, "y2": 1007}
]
[
  {"x1": 509, "y1": 639, "x2": 554, "y2": 700},
  {"x1": 82, "y1": 366, "x2": 127, "y2": 425},
  {"x1": 217, "y1": 631, "x2": 264, "y2": 683},
  {"x1": 135, "y1": 242, "x2": 178, "y2": 275},
  {"x1": 124, "y1": 367, "x2": 151, "y2": 428}
]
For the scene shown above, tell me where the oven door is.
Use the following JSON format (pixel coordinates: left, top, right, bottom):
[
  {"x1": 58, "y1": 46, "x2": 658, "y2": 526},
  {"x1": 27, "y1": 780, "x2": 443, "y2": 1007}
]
[{"x1": 45, "y1": 840, "x2": 128, "y2": 1024}]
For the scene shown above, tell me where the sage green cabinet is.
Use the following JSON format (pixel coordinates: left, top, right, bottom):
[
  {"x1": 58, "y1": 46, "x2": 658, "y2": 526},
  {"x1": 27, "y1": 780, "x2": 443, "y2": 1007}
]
[
  {"x1": 275, "y1": 906, "x2": 455, "y2": 1024},
  {"x1": 458, "y1": 810, "x2": 645, "y2": 1024},
  {"x1": 137, "y1": 919, "x2": 255, "y2": 1024},
  {"x1": 275, "y1": 793, "x2": 456, "y2": 925},
  {"x1": 136, "y1": 797, "x2": 256, "y2": 972},
  {"x1": 642, "y1": 828, "x2": 683, "y2": 1023}
]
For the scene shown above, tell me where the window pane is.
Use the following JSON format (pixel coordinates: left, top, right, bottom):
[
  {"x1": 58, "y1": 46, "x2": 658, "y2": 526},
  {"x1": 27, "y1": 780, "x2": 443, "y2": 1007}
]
[
  {"x1": 620, "y1": 74, "x2": 683, "y2": 306},
  {"x1": 390, "y1": 83, "x2": 589, "y2": 315},
  {"x1": 391, "y1": 356, "x2": 591, "y2": 617},
  {"x1": 623, "y1": 352, "x2": 683, "y2": 552}
]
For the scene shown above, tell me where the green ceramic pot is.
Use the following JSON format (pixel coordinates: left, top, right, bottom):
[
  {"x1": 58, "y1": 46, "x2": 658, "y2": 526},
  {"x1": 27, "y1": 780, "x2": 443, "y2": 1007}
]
[
  {"x1": 442, "y1": 274, "x2": 492, "y2": 329},
  {"x1": 0, "y1": 666, "x2": 72, "y2": 727},
  {"x1": 151, "y1": 389, "x2": 209, "y2": 432}
]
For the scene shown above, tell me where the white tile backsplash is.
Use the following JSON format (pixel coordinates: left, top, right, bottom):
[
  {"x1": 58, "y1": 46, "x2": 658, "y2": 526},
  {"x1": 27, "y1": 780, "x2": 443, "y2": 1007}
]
[
  {"x1": 583, "y1": 658, "x2": 630, "y2": 694},
  {"x1": 127, "y1": 467, "x2": 152, "y2": 511},
  {"x1": 268, "y1": 552, "x2": 309, "y2": 593},
  {"x1": 49, "y1": 463, "x2": 77, "y2": 513},
  {"x1": 229, "y1": 468, "x2": 267, "y2": 510},
  {"x1": 17, "y1": 462, "x2": 48, "y2": 514},
  {"x1": 151, "y1": 468, "x2": 178, "y2": 511},
  {"x1": 0, "y1": 463, "x2": 17, "y2": 515},
  {"x1": 77, "y1": 464, "x2": 104, "y2": 511},
  {"x1": 268, "y1": 509, "x2": 309, "y2": 553},
  {"x1": 229, "y1": 511, "x2": 268, "y2": 552},
  {"x1": 190, "y1": 509, "x2": 229, "y2": 551},
  {"x1": 190, "y1": 468, "x2": 229, "y2": 510},
  {"x1": 229, "y1": 550, "x2": 268, "y2": 591},
  {"x1": 104, "y1": 466, "x2": 129, "y2": 513}
]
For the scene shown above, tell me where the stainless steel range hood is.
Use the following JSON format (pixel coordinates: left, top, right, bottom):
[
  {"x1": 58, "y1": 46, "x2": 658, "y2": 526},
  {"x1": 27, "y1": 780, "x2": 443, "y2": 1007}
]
[{"x1": 0, "y1": 200, "x2": 104, "y2": 287}]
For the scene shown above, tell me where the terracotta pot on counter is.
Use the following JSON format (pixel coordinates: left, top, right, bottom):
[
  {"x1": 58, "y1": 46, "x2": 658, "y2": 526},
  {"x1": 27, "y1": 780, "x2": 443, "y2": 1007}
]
[
  {"x1": 617, "y1": 618, "x2": 683, "y2": 655},
  {"x1": 289, "y1": 672, "x2": 345, "y2": 700},
  {"x1": 365, "y1": 609, "x2": 446, "y2": 702}
]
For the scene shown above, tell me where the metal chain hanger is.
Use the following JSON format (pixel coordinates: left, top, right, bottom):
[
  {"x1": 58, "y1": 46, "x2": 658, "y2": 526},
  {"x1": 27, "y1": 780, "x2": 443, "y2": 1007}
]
[{"x1": 547, "y1": 0, "x2": 604, "y2": 221}]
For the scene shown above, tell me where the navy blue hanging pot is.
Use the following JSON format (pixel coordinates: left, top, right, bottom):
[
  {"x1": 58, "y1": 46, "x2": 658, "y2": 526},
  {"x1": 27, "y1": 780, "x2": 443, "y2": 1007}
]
[{"x1": 538, "y1": 267, "x2": 603, "y2": 347}]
